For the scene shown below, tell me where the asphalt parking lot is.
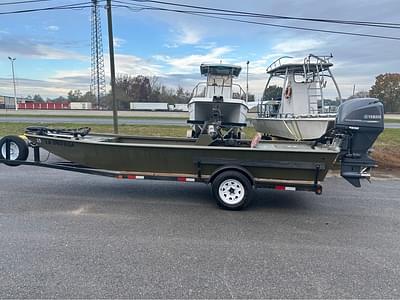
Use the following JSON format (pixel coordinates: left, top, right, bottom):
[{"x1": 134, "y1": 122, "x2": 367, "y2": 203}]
[{"x1": 0, "y1": 164, "x2": 399, "y2": 298}]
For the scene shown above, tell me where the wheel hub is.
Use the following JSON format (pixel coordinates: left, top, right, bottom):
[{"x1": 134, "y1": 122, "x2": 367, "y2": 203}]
[
  {"x1": 218, "y1": 179, "x2": 245, "y2": 205},
  {"x1": 1, "y1": 141, "x2": 20, "y2": 160}
]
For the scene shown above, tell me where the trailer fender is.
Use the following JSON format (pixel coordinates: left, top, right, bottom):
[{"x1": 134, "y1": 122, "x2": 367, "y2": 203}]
[{"x1": 209, "y1": 165, "x2": 255, "y2": 186}]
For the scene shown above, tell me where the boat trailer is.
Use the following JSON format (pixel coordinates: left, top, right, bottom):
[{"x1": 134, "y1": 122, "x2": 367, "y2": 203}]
[{"x1": 0, "y1": 98, "x2": 384, "y2": 210}]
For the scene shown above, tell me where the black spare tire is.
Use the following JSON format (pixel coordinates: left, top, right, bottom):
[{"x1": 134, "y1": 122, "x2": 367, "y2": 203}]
[{"x1": 0, "y1": 135, "x2": 29, "y2": 166}]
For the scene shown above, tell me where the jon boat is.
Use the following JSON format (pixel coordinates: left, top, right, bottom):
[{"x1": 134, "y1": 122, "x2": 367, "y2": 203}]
[{"x1": 24, "y1": 131, "x2": 337, "y2": 182}]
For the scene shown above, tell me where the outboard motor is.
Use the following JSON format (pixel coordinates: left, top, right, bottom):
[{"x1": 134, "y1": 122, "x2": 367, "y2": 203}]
[{"x1": 335, "y1": 98, "x2": 384, "y2": 187}]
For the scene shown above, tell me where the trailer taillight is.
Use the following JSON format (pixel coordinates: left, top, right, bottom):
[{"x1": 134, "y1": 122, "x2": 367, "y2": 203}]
[{"x1": 275, "y1": 185, "x2": 296, "y2": 191}]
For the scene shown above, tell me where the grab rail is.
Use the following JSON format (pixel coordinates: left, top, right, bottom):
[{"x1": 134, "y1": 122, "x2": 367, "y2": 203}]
[
  {"x1": 191, "y1": 82, "x2": 247, "y2": 100},
  {"x1": 266, "y1": 56, "x2": 293, "y2": 73}
]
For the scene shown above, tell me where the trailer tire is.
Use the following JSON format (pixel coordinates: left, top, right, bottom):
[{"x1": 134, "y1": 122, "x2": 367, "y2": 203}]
[
  {"x1": 212, "y1": 170, "x2": 253, "y2": 210},
  {"x1": 0, "y1": 135, "x2": 29, "y2": 166}
]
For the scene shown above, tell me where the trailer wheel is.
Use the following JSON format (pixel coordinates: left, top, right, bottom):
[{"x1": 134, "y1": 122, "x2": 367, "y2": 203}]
[
  {"x1": 0, "y1": 135, "x2": 29, "y2": 166},
  {"x1": 212, "y1": 171, "x2": 253, "y2": 210}
]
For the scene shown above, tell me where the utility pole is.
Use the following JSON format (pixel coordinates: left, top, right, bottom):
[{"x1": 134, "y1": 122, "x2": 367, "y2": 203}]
[
  {"x1": 106, "y1": 0, "x2": 118, "y2": 134},
  {"x1": 246, "y1": 61, "x2": 249, "y2": 102},
  {"x1": 8, "y1": 57, "x2": 18, "y2": 111}
]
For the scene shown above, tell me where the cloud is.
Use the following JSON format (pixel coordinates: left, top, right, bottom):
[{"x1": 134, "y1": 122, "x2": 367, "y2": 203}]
[
  {"x1": 0, "y1": 35, "x2": 87, "y2": 61},
  {"x1": 163, "y1": 43, "x2": 179, "y2": 49},
  {"x1": 51, "y1": 69, "x2": 90, "y2": 85},
  {"x1": 46, "y1": 25, "x2": 59, "y2": 31},
  {"x1": 175, "y1": 27, "x2": 202, "y2": 45},
  {"x1": 195, "y1": 42, "x2": 217, "y2": 50},
  {"x1": 0, "y1": 52, "x2": 166, "y2": 98},
  {"x1": 154, "y1": 46, "x2": 234, "y2": 73},
  {"x1": 0, "y1": 76, "x2": 86, "y2": 98},
  {"x1": 113, "y1": 37, "x2": 126, "y2": 48},
  {"x1": 0, "y1": 48, "x2": 272, "y2": 99},
  {"x1": 34, "y1": 44, "x2": 87, "y2": 60},
  {"x1": 272, "y1": 38, "x2": 325, "y2": 54},
  {"x1": 108, "y1": 54, "x2": 164, "y2": 76},
  {"x1": 42, "y1": 53, "x2": 163, "y2": 94}
]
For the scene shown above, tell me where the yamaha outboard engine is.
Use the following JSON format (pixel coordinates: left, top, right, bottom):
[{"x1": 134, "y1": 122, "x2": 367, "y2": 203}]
[{"x1": 335, "y1": 98, "x2": 384, "y2": 187}]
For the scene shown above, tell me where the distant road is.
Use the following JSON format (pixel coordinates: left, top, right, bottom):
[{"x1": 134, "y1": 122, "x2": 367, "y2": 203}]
[
  {"x1": 385, "y1": 113, "x2": 400, "y2": 120},
  {"x1": 384, "y1": 123, "x2": 400, "y2": 129}
]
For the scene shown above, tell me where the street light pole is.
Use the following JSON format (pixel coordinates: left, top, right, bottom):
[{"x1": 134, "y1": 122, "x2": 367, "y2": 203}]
[{"x1": 8, "y1": 56, "x2": 18, "y2": 111}]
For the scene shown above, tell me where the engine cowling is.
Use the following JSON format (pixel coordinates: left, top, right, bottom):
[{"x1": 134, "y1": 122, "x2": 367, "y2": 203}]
[{"x1": 335, "y1": 98, "x2": 384, "y2": 187}]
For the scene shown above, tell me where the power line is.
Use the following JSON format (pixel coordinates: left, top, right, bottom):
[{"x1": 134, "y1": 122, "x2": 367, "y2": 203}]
[
  {"x1": 0, "y1": 2, "x2": 94, "y2": 15},
  {"x1": 189, "y1": 12, "x2": 400, "y2": 41},
  {"x1": 0, "y1": 0, "x2": 56, "y2": 5},
  {"x1": 179, "y1": 11, "x2": 400, "y2": 30},
  {"x1": 125, "y1": 0, "x2": 400, "y2": 28},
  {"x1": 1, "y1": 0, "x2": 399, "y2": 41},
  {"x1": 2, "y1": 0, "x2": 399, "y2": 32},
  {"x1": 112, "y1": 1, "x2": 400, "y2": 41}
]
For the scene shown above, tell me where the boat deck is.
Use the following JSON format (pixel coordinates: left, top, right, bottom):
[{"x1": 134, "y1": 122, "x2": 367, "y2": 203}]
[{"x1": 256, "y1": 142, "x2": 319, "y2": 151}]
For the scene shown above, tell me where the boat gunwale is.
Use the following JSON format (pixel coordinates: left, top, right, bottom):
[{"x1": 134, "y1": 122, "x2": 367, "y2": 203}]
[
  {"x1": 25, "y1": 133, "x2": 340, "y2": 154},
  {"x1": 251, "y1": 116, "x2": 337, "y2": 121},
  {"x1": 188, "y1": 97, "x2": 250, "y2": 108}
]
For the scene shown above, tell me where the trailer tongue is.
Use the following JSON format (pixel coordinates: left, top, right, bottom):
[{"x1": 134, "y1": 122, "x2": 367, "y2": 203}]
[{"x1": 0, "y1": 98, "x2": 384, "y2": 210}]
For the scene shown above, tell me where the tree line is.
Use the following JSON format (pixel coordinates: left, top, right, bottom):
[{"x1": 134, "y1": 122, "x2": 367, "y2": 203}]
[
  {"x1": 100, "y1": 75, "x2": 192, "y2": 110},
  {"x1": 29, "y1": 75, "x2": 192, "y2": 110},
  {"x1": 27, "y1": 72, "x2": 400, "y2": 112},
  {"x1": 68, "y1": 75, "x2": 192, "y2": 110},
  {"x1": 369, "y1": 73, "x2": 400, "y2": 112}
]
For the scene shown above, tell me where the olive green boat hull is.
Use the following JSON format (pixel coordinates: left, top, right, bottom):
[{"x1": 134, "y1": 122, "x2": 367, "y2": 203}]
[{"x1": 26, "y1": 133, "x2": 339, "y2": 182}]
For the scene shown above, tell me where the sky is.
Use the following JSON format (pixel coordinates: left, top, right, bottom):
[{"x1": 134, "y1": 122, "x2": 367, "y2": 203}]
[{"x1": 0, "y1": 0, "x2": 399, "y2": 100}]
